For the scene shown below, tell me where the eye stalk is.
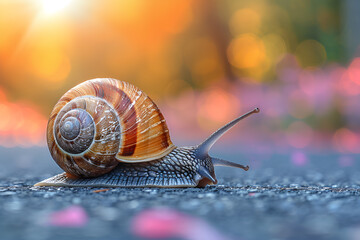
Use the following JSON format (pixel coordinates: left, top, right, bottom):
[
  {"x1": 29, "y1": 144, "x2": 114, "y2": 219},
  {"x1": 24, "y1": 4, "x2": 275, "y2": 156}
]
[{"x1": 195, "y1": 108, "x2": 260, "y2": 170}]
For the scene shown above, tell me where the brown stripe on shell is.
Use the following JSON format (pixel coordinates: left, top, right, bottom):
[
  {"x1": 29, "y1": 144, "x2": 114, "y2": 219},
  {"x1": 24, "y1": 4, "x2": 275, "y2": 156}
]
[
  {"x1": 110, "y1": 80, "x2": 175, "y2": 162},
  {"x1": 104, "y1": 82, "x2": 137, "y2": 156},
  {"x1": 149, "y1": 98, "x2": 172, "y2": 148},
  {"x1": 49, "y1": 113, "x2": 57, "y2": 121},
  {"x1": 58, "y1": 96, "x2": 72, "y2": 103},
  {"x1": 91, "y1": 81, "x2": 105, "y2": 99}
]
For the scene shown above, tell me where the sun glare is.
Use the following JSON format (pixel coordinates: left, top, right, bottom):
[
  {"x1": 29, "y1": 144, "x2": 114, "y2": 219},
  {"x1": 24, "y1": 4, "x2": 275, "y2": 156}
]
[{"x1": 42, "y1": 0, "x2": 72, "y2": 15}]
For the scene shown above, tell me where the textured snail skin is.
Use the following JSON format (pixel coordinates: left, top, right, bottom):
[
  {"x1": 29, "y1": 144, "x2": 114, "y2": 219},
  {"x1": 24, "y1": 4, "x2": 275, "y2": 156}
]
[{"x1": 36, "y1": 147, "x2": 216, "y2": 187}]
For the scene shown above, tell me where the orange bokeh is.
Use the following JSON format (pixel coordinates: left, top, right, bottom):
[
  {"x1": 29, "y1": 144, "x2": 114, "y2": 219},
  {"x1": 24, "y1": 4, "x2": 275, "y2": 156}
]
[
  {"x1": 229, "y1": 8, "x2": 261, "y2": 35},
  {"x1": 227, "y1": 34, "x2": 266, "y2": 70},
  {"x1": 0, "y1": 87, "x2": 47, "y2": 147},
  {"x1": 197, "y1": 89, "x2": 241, "y2": 131},
  {"x1": 97, "y1": 0, "x2": 193, "y2": 50}
]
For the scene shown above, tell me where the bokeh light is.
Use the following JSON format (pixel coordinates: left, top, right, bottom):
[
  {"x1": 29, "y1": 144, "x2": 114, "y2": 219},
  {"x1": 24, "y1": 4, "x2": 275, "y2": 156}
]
[
  {"x1": 348, "y1": 57, "x2": 360, "y2": 85},
  {"x1": 291, "y1": 151, "x2": 308, "y2": 166},
  {"x1": 286, "y1": 121, "x2": 313, "y2": 149},
  {"x1": 0, "y1": 0, "x2": 359, "y2": 154},
  {"x1": 0, "y1": 88, "x2": 47, "y2": 147},
  {"x1": 229, "y1": 8, "x2": 261, "y2": 35},
  {"x1": 197, "y1": 89, "x2": 241, "y2": 131},
  {"x1": 227, "y1": 33, "x2": 266, "y2": 70},
  {"x1": 333, "y1": 128, "x2": 360, "y2": 153},
  {"x1": 295, "y1": 40, "x2": 327, "y2": 67},
  {"x1": 41, "y1": 0, "x2": 72, "y2": 15}
]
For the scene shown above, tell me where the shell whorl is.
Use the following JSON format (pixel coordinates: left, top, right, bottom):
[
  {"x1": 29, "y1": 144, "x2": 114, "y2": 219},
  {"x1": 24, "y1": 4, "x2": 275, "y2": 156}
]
[
  {"x1": 47, "y1": 78, "x2": 175, "y2": 178},
  {"x1": 57, "y1": 108, "x2": 95, "y2": 153}
]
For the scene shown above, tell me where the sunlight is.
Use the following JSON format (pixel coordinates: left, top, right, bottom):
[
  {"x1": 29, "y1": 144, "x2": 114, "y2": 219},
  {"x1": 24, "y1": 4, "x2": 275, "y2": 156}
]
[{"x1": 42, "y1": 0, "x2": 72, "y2": 15}]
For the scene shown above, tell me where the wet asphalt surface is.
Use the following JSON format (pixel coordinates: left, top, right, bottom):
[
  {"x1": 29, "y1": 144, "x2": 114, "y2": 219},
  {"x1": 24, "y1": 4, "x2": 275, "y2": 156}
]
[{"x1": 1, "y1": 146, "x2": 360, "y2": 240}]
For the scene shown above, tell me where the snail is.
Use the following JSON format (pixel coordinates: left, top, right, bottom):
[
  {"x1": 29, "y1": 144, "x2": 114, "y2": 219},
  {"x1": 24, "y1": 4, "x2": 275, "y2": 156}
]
[{"x1": 35, "y1": 78, "x2": 259, "y2": 188}]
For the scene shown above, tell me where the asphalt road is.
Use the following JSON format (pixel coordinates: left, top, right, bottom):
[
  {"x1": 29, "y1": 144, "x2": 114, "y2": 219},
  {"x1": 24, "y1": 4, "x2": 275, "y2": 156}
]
[{"x1": 1, "y1": 146, "x2": 360, "y2": 240}]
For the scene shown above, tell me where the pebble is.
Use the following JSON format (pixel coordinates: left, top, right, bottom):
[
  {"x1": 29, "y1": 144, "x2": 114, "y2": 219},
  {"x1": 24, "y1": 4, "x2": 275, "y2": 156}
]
[
  {"x1": 180, "y1": 199, "x2": 200, "y2": 210},
  {"x1": 72, "y1": 197, "x2": 82, "y2": 204},
  {"x1": 0, "y1": 191, "x2": 16, "y2": 196},
  {"x1": 4, "y1": 199, "x2": 22, "y2": 211},
  {"x1": 94, "y1": 206, "x2": 118, "y2": 221},
  {"x1": 43, "y1": 192, "x2": 56, "y2": 198},
  {"x1": 205, "y1": 193, "x2": 216, "y2": 198},
  {"x1": 128, "y1": 200, "x2": 140, "y2": 209},
  {"x1": 328, "y1": 200, "x2": 342, "y2": 211}
]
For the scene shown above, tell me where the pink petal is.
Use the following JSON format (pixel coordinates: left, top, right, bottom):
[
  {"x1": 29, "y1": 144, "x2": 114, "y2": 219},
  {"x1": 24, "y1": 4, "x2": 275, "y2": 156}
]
[
  {"x1": 131, "y1": 208, "x2": 186, "y2": 238},
  {"x1": 48, "y1": 205, "x2": 88, "y2": 227},
  {"x1": 291, "y1": 151, "x2": 308, "y2": 166},
  {"x1": 131, "y1": 208, "x2": 230, "y2": 240}
]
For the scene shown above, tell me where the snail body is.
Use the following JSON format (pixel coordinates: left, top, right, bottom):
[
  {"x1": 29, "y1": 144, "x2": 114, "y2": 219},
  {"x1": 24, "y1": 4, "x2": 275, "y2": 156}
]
[{"x1": 36, "y1": 78, "x2": 259, "y2": 188}]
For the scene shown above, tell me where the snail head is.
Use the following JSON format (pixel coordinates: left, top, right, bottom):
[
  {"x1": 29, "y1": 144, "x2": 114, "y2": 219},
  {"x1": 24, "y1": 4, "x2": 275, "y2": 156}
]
[{"x1": 194, "y1": 108, "x2": 260, "y2": 185}]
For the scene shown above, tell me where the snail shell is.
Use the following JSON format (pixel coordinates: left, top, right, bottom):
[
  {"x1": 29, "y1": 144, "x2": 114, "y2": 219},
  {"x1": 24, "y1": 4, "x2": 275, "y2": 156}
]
[
  {"x1": 47, "y1": 78, "x2": 175, "y2": 178},
  {"x1": 37, "y1": 78, "x2": 259, "y2": 188}
]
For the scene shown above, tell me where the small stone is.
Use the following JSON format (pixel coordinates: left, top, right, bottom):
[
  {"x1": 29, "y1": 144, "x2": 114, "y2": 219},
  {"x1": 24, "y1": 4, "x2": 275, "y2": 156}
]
[
  {"x1": 43, "y1": 192, "x2": 56, "y2": 198},
  {"x1": 128, "y1": 200, "x2": 140, "y2": 209},
  {"x1": 0, "y1": 191, "x2": 16, "y2": 196},
  {"x1": 95, "y1": 206, "x2": 118, "y2": 221},
  {"x1": 328, "y1": 200, "x2": 341, "y2": 211},
  {"x1": 205, "y1": 193, "x2": 215, "y2": 198},
  {"x1": 72, "y1": 197, "x2": 82, "y2": 204},
  {"x1": 180, "y1": 200, "x2": 200, "y2": 210},
  {"x1": 4, "y1": 200, "x2": 22, "y2": 211}
]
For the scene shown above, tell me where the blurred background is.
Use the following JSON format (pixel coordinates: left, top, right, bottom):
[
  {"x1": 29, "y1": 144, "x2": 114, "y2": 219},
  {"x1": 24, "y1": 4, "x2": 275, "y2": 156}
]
[
  {"x1": 2, "y1": 2, "x2": 360, "y2": 240},
  {"x1": 0, "y1": 0, "x2": 359, "y2": 158}
]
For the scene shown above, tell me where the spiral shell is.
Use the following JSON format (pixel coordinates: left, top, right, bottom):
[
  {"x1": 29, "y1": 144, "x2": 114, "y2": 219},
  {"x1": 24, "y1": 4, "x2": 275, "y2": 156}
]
[{"x1": 47, "y1": 78, "x2": 175, "y2": 177}]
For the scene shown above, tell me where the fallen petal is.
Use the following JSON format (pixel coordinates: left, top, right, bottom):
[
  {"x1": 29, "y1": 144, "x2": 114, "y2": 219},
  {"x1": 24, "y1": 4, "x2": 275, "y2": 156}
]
[
  {"x1": 131, "y1": 208, "x2": 230, "y2": 240},
  {"x1": 48, "y1": 205, "x2": 88, "y2": 227},
  {"x1": 131, "y1": 208, "x2": 186, "y2": 238}
]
